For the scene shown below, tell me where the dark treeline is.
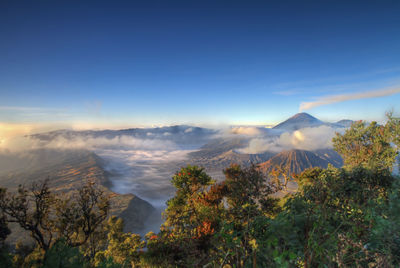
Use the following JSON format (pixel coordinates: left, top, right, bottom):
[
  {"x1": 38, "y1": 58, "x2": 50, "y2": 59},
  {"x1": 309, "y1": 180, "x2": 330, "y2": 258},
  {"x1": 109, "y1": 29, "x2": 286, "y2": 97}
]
[{"x1": 0, "y1": 114, "x2": 399, "y2": 267}]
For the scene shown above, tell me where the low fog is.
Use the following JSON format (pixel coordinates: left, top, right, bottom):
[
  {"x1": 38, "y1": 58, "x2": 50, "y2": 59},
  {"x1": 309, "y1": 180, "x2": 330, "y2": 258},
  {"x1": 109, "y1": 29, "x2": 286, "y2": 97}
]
[
  {"x1": 0, "y1": 124, "x2": 346, "y2": 199},
  {"x1": 0, "y1": 132, "x2": 200, "y2": 205}
]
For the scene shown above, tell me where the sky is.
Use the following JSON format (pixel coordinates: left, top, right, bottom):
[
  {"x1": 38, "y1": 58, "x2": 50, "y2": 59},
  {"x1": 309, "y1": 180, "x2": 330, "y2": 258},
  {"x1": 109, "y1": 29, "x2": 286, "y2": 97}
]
[{"x1": 1, "y1": 0, "x2": 400, "y2": 135}]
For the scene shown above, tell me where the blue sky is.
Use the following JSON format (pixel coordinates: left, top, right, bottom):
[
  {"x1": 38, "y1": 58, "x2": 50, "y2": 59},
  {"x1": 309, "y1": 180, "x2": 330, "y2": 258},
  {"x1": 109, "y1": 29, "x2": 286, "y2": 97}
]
[{"x1": 0, "y1": 0, "x2": 399, "y2": 131}]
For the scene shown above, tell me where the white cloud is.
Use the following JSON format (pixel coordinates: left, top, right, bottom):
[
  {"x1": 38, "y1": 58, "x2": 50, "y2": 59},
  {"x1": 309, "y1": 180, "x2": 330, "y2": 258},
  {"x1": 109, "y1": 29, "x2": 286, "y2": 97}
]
[
  {"x1": 300, "y1": 87, "x2": 400, "y2": 111},
  {"x1": 230, "y1": 126, "x2": 261, "y2": 136},
  {"x1": 238, "y1": 125, "x2": 343, "y2": 154},
  {"x1": 0, "y1": 134, "x2": 178, "y2": 153}
]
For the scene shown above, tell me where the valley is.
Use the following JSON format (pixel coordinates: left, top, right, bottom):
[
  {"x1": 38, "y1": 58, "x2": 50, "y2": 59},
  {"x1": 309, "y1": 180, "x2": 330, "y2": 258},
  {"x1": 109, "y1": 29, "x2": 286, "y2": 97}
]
[{"x1": 0, "y1": 112, "x2": 350, "y2": 241}]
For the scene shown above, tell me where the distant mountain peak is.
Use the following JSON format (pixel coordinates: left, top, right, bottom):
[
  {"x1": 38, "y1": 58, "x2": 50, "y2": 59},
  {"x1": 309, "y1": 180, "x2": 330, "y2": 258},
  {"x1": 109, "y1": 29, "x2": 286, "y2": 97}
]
[
  {"x1": 334, "y1": 119, "x2": 354, "y2": 128},
  {"x1": 291, "y1": 112, "x2": 318, "y2": 120},
  {"x1": 273, "y1": 113, "x2": 323, "y2": 131}
]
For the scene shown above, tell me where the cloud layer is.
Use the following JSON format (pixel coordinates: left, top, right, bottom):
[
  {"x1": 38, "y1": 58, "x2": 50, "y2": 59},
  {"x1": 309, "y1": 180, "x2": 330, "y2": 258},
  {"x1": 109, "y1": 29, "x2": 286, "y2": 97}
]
[
  {"x1": 0, "y1": 124, "x2": 347, "y2": 206},
  {"x1": 229, "y1": 126, "x2": 262, "y2": 136},
  {"x1": 0, "y1": 135, "x2": 177, "y2": 153},
  {"x1": 0, "y1": 132, "x2": 193, "y2": 201},
  {"x1": 238, "y1": 125, "x2": 342, "y2": 154}
]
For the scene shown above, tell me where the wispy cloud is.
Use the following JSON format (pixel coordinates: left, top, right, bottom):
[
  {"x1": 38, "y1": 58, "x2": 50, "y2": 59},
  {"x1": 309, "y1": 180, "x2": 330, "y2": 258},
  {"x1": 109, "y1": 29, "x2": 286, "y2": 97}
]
[
  {"x1": 300, "y1": 87, "x2": 400, "y2": 111},
  {"x1": 273, "y1": 89, "x2": 300, "y2": 96},
  {"x1": 0, "y1": 106, "x2": 65, "y2": 112}
]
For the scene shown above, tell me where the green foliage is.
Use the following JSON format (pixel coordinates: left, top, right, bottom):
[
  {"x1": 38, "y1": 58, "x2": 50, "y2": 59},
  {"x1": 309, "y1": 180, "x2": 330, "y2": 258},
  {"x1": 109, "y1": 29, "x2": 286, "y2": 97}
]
[
  {"x1": 367, "y1": 178, "x2": 400, "y2": 265},
  {"x1": 212, "y1": 165, "x2": 278, "y2": 267},
  {"x1": 95, "y1": 257, "x2": 122, "y2": 268},
  {"x1": 224, "y1": 164, "x2": 276, "y2": 213},
  {"x1": 0, "y1": 180, "x2": 110, "y2": 256},
  {"x1": 95, "y1": 216, "x2": 144, "y2": 267},
  {"x1": 0, "y1": 181, "x2": 55, "y2": 251},
  {"x1": 163, "y1": 165, "x2": 221, "y2": 239},
  {"x1": 271, "y1": 165, "x2": 398, "y2": 266},
  {"x1": 149, "y1": 166, "x2": 225, "y2": 267},
  {"x1": 12, "y1": 241, "x2": 35, "y2": 268},
  {"x1": 143, "y1": 229, "x2": 199, "y2": 267},
  {"x1": 0, "y1": 181, "x2": 110, "y2": 267},
  {"x1": 22, "y1": 246, "x2": 45, "y2": 268},
  {"x1": 41, "y1": 239, "x2": 86, "y2": 268},
  {"x1": 0, "y1": 190, "x2": 10, "y2": 245},
  {"x1": 170, "y1": 165, "x2": 214, "y2": 193},
  {"x1": 55, "y1": 181, "x2": 110, "y2": 250},
  {"x1": 2, "y1": 113, "x2": 400, "y2": 267},
  {"x1": 151, "y1": 164, "x2": 280, "y2": 267},
  {"x1": 0, "y1": 246, "x2": 13, "y2": 268},
  {"x1": 333, "y1": 115, "x2": 400, "y2": 171},
  {"x1": 0, "y1": 197, "x2": 11, "y2": 268}
]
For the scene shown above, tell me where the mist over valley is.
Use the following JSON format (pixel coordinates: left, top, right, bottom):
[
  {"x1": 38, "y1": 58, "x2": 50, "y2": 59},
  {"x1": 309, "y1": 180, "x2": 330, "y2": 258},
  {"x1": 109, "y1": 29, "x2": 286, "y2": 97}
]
[{"x1": 0, "y1": 113, "x2": 352, "y2": 236}]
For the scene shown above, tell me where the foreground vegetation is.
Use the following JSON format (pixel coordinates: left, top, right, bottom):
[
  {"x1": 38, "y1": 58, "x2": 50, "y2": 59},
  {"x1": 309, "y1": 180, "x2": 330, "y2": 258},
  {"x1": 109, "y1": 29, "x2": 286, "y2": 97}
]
[{"x1": 0, "y1": 114, "x2": 399, "y2": 267}]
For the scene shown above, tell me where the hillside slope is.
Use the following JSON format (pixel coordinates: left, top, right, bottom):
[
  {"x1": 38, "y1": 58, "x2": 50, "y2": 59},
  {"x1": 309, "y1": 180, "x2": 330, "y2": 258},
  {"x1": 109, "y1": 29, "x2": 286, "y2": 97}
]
[
  {"x1": 0, "y1": 149, "x2": 155, "y2": 244},
  {"x1": 258, "y1": 149, "x2": 339, "y2": 175}
]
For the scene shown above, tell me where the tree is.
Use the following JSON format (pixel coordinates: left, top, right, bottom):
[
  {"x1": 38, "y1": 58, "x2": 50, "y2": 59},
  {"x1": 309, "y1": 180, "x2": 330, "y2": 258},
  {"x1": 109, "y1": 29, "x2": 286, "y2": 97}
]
[
  {"x1": 213, "y1": 164, "x2": 278, "y2": 268},
  {"x1": 0, "y1": 181, "x2": 55, "y2": 251},
  {"x1": 0, "y1": 180, "x2": 110, "y2": 265},
  {"x1": 224, "y1": 164, "x2": 275, "y2": 210},
  {"x1": 41, "y1": 239, "x2": 87, "y2": 268},
  {"x1": 147, "y1": 164, "x2": 280, "y2": 267},
  {"x1": 95, "y1": 216, "x2": 144, "y2": 267},
  {"x1": 245, "y1": 114, "x2": 400, "y2": 267},
  {"x1": 367, "y1": 178, "x2": 400, "y2": 266},
  {"x1": 269, "y1": 165, "x2": 290, "y2": 190},
  {"x1": 333, "y1": 114, "x2": 400, "y2": 171},
  {"x1": 0, "y1": 199, "x2": 10, "y2": 245},
  {"x1": 0, "y1": 195, "x2": 12, "y2": 268},
  {"x1": 163, "y1": 165, "x2": 214, "y2": 236},
  {"x1": 55, "y1": 181, "x2": 109, "y2": 258},
  {"x1": 266, "y1": 163, "x2": 398, "y2": 266},
  {"x1": 151, "y1": 165, "x2": 224, "y2": 267}
]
